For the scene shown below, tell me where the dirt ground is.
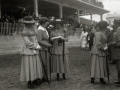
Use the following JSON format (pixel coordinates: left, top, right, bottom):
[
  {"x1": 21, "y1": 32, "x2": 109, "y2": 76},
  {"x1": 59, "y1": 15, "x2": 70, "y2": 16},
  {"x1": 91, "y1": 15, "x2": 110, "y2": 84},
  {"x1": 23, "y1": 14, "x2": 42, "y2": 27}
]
[{"x1": 0, "y1": 47, "x2": 119, "y2": 90}]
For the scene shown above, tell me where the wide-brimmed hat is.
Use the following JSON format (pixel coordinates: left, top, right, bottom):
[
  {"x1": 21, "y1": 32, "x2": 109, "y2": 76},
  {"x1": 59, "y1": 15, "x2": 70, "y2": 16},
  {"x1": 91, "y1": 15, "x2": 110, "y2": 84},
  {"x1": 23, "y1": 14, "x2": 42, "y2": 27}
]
[
  {"x1": 53, "y1": 19, "x2": 63, "y2": 24},
  {"x1": 19, "y1": 16, "x2": 36, "y2": 24}
]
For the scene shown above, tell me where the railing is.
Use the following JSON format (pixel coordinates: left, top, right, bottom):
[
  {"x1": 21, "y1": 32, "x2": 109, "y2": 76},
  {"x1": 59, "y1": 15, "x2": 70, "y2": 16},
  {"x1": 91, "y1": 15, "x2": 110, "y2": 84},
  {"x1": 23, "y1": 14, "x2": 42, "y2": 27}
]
[{"x1": 0, "y1": 23, "x2": 24, "y2": 35}]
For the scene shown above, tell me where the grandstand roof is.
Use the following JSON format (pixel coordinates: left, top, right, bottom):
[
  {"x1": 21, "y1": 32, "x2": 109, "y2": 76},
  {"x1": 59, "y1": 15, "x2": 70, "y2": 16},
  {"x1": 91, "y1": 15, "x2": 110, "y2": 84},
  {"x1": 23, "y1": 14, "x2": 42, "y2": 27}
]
[
  {"x1": 2, "y1": 0, "x2": 109, "y2": 15},
  {"x1": 106, "y1": 14, "x2": 120, "y2": 19},
  {"x1": 46, "y1": 0, "x2": 109, "y2": 15}
]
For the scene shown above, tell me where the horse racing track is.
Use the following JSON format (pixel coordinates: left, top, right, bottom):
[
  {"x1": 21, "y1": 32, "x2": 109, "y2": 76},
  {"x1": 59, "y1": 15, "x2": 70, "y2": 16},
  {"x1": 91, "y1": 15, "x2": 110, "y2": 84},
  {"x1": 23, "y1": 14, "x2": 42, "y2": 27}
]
[{"x1": 0, "y1": 47, "x2": 119, "y2": 90}]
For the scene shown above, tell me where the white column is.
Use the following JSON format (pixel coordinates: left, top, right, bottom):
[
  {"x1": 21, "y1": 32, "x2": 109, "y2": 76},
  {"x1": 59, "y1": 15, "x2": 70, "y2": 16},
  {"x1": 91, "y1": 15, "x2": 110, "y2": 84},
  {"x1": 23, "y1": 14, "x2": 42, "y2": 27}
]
[
  {"x1": 77, "y1": 9, "x2": 80, "y2": 23},
  {"x1": 0, "y1": 0, "x2": 1, "y2": 19},
  {"x1": 100, "y1": 14, "x2": 103, "y2": 21},
  {"x1": 90, "y1": 14, "x2": 93, "y2": 24},
  {"x1": 34, "y1": 0, "x2": 38, "y2": 17},
  {"x1": 59, "y1": 4, "x2": 63, "y2": 19}
]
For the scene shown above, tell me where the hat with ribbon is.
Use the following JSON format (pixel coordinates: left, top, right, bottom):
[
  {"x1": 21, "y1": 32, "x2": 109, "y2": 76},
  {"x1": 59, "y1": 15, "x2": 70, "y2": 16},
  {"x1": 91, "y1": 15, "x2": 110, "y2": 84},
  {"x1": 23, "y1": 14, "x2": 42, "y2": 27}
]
[
  {"x1": 19, "y1": 16, "x2": 36, "y2": 24},
  {"x1": 53, "y1": 19, "x2": 64, "y2": 25}
]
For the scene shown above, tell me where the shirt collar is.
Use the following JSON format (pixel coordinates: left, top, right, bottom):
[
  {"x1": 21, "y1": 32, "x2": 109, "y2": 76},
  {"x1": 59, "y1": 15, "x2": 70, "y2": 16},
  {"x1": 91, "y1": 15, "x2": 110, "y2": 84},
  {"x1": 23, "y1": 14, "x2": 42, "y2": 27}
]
[{"x1": 38, "y1": 25, "x2": 46, "y2": 31}]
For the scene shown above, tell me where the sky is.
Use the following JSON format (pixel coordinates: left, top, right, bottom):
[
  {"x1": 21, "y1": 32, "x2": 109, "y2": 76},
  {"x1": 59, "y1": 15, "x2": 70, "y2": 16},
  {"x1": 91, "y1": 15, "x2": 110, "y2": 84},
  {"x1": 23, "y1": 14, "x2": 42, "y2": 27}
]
[{"x1": 81, "y1": 0, "x2": 120, "y2": 21}]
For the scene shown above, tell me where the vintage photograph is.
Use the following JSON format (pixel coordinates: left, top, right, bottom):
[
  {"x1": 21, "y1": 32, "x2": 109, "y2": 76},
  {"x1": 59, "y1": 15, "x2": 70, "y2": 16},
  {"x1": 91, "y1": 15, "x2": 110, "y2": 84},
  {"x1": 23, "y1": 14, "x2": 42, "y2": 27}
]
[{"x1": 0, "y1": 0, "x2": 120, "y2": 90}]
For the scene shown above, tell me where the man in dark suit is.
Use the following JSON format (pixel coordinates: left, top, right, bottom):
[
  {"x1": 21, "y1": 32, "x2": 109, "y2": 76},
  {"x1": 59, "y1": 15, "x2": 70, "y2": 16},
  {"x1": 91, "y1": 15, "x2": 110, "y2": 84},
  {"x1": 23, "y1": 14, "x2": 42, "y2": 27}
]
[
  {"x1": 112, "y1": 26, "x2": 120, "y2": 87},
  {"x1": 86, "y1": 28, "x2": 94, "y2": 51},
  {"x1": 107, "y1": 26, "x2": 116, "y2": 64}
]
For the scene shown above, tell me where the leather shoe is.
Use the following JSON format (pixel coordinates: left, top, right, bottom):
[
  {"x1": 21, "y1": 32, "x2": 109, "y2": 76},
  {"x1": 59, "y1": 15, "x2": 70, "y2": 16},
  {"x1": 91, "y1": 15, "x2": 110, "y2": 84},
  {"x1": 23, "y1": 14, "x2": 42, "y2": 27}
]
[
  {"x1": 63, "y1": 73, "x2": 66, "y2": 80},
  {"x1": 57, "y1": 73, "x2": 60, "y2": 81},
  {"x1": 42, "y1": 78, "x2": 48, "y2": 82},
  {"x1": 100, "y1": 78, "x2": 106, "y2": 84},
  {"x1": 33, "y1": 79, "x2": 42, "y2": 85},
  {"x1": 114, "y1": 82, "x2": 120, "y2": 84},
  {"x1": 27, "y1": 81, "x2": 34, "y2": 89},
  {"x1": 91, "y1": 78, "x2": 95, "y2": 83},
  {"x1": 117, "y1": 84, "x2": 120, "y2": 87}
]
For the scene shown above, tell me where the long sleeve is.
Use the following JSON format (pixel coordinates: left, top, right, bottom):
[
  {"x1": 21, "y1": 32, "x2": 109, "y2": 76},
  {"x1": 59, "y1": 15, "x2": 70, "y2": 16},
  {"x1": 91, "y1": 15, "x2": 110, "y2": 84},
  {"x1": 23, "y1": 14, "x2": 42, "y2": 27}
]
[
  {"x1": 95, "y1": 33, "x2": 104, "y2": 50},
  {"x1": 95, "y1": 33, "x2": 107, "y2": 51},
  {"x1": 80, "y1": 32, "x2": 83, "y2": 41},
  {"x1": 115, "y1": 32, "x2": 120, "y2": 46},
  {"x1": 36, "y1": 30, "x2": 51, "y2": 48},
  {"x1": 64, "y1": 32, "x2": 68, "y2": 42},
  {"x1": 22, "y1": 36, "x2": 36, "y2": 49}
]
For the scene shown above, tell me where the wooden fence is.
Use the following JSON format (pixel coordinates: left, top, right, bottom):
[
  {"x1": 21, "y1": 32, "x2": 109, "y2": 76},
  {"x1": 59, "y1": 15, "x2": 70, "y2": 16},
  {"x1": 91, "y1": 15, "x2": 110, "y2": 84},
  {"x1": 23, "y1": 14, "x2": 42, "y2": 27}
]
[
  {"x1": 0, "y1": 23, "x2": 24, "y2": 35},
  {"x1": 0, "y1": 24, "x2": 81, "y2": 55}
]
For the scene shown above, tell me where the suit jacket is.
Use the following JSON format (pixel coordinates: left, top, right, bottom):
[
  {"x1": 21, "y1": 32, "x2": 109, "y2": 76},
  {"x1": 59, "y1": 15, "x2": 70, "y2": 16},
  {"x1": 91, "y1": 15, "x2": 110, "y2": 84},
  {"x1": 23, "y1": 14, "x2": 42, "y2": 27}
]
[
  {"x1": 21, "y1": 27, "x2": 40, "y2": 55},
  {"x1": 50, "y1": 30, "x2": 69, "y2": 55},
  {"x1": 36, "y1": 26, "x2": 51, "y2": 50},
  {"x1": 86, "y1": 32, "x2": 94, "y2": 44},
  {"x1": 112, "y1": 28, "x2": 120, "y2": 59},
  {"x1": 107, "y1": 30, "x2": 115, "y2": 43}
]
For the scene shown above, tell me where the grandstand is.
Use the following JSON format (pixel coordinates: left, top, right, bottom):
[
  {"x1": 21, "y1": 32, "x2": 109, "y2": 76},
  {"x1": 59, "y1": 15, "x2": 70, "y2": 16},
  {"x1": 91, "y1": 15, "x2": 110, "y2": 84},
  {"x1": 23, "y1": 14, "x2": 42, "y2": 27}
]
[{"x1": 0, "y1": 0, "x2": 109, "y2": 54}]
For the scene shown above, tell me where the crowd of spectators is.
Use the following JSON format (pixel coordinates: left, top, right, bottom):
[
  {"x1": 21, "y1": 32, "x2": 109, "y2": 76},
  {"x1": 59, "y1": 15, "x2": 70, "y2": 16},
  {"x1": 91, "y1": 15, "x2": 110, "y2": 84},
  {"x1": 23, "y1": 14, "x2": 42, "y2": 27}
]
[
  {"x1": 0, "y1": 7, "x2": 35, "y2": 23},
  {"x1": 0, "y1": 6, "x2": 98, "y2": 36}
]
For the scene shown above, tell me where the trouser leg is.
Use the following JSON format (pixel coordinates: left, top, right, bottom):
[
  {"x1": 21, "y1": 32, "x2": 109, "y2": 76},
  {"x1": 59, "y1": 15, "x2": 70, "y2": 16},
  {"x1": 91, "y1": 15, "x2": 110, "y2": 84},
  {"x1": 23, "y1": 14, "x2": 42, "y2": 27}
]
[{"x1": 116, "y1": 60, "x2": 120, "y2": 82}]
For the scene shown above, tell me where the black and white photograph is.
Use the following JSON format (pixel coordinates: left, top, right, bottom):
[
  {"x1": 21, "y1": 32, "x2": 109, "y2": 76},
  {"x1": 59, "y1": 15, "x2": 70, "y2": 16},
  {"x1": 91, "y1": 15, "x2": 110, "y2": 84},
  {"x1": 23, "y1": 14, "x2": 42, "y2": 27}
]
[{"x1": 0, "y1": 0, "x2": 120, "y2": 90}]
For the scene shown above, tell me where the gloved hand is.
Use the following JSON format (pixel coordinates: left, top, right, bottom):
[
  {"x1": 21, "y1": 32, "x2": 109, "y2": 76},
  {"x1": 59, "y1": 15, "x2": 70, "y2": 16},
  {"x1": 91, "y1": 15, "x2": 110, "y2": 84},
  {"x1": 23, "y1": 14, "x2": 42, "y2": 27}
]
[
  {"x1": 36, "y1": 44, "x2": 42, "y2": 50},
  {"x1": 104, "y1": 46, "x2": 108, "y2": 50}
]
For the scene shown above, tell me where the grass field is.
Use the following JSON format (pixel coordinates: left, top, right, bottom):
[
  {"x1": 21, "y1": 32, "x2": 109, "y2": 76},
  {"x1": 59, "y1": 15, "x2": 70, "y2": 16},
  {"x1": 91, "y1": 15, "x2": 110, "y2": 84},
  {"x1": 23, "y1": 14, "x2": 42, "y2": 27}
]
[{"x1": 0, "y1": 47, "x2": 119, "y2": 90}]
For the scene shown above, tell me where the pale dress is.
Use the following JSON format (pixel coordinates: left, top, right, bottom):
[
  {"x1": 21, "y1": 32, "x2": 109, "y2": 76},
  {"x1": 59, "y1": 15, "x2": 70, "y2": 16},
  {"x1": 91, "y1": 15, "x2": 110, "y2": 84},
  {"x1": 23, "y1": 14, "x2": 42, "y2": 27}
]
[
  {"x1": 20, "y1": 27, "x2": 43, "y2": 82},
  {"x1": 50, "y1": 30, "x2": 70, "y2": 73},
  {"x1": 90, "y1": 31, "x2": 109, "y2": 78},
  {"x1": 80, "y1": 31, "x2": 88, "y2": 48}
]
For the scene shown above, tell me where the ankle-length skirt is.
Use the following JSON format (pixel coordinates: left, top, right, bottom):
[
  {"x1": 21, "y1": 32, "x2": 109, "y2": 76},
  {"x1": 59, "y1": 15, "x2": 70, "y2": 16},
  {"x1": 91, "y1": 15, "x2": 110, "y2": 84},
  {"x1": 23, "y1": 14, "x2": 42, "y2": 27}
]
[
  {"x1": 20, "y1": 54, "x2": 43, "y2": 81},
  {"x1": 51, "y1": 54, "x2": 70, "y2": 73},
  {"x1": 90, "y1": 54, "x2": 109, "y2": 78}
]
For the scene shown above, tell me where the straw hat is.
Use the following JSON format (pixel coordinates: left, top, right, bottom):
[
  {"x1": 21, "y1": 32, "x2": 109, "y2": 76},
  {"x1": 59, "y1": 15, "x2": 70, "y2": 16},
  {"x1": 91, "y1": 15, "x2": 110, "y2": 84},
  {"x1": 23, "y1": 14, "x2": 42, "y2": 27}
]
[{"x1": 19, "y1": 16, "x2": 36, "y2": 24}]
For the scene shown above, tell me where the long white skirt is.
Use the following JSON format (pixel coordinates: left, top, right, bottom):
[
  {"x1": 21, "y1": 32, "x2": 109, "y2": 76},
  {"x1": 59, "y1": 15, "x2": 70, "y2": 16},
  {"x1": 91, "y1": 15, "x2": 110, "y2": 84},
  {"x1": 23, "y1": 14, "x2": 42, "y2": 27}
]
[
  {"x1": 80, "y1": 37, "x2": 87, "y2": 48},
  {"x1": 20, "y1": 54, "x2": 43, "y2": 82}
]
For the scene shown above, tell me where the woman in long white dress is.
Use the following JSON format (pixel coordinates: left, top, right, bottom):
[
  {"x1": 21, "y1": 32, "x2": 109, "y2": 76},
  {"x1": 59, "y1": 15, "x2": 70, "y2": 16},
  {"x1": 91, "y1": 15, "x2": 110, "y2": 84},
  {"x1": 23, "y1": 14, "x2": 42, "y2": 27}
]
[{"x1": 80, "y1": 27, "x2": 88, "y2": 49}]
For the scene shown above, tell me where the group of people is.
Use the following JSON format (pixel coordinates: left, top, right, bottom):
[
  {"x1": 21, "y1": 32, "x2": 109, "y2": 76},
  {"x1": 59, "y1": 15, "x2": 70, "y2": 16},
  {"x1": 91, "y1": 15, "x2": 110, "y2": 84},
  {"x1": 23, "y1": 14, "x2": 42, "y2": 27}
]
[
  {"x1": 19, "y1": 15, "x2": 120, "y2": 89},
  {"x1": 90, "y1": 20, "x2": 120, "y2": 87},
  {"x1": 20, "y1": 16, "x2": 70, "y2": 89},
  {"x1": 80, "y1": 24, "x2": 95, "y2": 50}
]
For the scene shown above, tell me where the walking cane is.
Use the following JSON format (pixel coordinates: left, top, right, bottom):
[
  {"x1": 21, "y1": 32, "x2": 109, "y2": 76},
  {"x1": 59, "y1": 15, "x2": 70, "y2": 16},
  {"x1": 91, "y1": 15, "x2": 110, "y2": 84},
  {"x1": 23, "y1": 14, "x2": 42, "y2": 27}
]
[
  {"x1": 106, "y1": 49, "x2": 109, "y2": 82},
  {"x1": 48, "y1": 48, "x2": 52, "y2": 82},
  {"x1": 39, "y1": 51, "x2": 50, "y2": 86},
  {"x1": 48, "y1": 30, "x2": 52, "y2": 82},
  {"x1": 63, "y1": 41, "x2": 65, "y2": 62}
]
